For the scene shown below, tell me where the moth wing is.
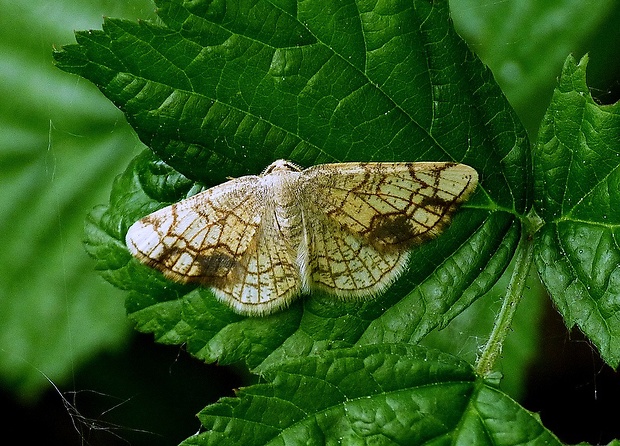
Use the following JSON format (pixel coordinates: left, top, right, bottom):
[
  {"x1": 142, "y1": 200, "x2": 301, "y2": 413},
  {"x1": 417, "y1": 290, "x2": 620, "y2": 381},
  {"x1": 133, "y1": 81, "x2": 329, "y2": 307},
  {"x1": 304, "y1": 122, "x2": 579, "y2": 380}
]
[
  {"x1": 126, "y1": 176, "x2": 301, "y2": 315},
  {"x1": 302, "y1": 162, "x2": 478, "y2": 249},
  {"x1": 299, "y1": 162, "x2": 478, "y2": 295},
  {"x1": 301, "y1": 214, "x2": 410, "y2": 297}
]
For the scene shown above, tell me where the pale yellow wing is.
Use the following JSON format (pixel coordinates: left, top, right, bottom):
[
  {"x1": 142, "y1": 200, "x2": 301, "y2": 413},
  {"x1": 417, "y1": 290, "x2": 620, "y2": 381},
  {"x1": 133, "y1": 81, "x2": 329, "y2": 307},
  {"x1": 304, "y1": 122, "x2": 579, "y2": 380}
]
[
  {"x1": 303, "y1": 216, "x2": 410, "y2": 297},
  {"x1": 300, "y1": 162, "x2": 478, "y2": 295},
  {"x1": 125, "y1": 176, "x2": 301, "y2": 315}
]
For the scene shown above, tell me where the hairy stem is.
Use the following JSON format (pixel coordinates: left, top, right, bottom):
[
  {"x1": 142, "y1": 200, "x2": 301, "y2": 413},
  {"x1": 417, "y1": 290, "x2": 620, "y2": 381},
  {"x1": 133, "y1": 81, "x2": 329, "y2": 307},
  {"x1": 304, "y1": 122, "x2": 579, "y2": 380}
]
[{"x1": 475, "y1": 222, "x2": 535, "y2": 377}]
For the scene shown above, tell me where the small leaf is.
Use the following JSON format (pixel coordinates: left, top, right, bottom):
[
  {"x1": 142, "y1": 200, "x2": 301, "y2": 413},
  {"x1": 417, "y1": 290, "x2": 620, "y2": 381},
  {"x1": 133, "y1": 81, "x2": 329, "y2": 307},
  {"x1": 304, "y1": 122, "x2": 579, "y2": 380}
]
[
  {"x1": 534, "y1": 54, "x2": 620, "y2": 368},
  {"x1": 181, "y1": 344, "x2": 561, "y2": 446}
]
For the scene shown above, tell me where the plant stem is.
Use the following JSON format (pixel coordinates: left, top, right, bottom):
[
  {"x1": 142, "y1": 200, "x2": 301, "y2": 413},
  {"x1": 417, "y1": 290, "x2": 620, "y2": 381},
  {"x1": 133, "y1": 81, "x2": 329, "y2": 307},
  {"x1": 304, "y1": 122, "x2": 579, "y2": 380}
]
[{"x1": 475, "y1": 224, "x2": 535, "y2": 377}]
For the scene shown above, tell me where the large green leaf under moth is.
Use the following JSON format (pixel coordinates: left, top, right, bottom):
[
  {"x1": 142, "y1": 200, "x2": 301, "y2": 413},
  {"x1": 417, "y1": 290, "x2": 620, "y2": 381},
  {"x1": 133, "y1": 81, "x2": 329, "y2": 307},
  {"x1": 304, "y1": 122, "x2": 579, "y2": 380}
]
[
  {"x1": 534, "y1": 55, "x2": 620, "y2": 368},
  {"x1": 56, "y1": 0, "x2": 529, "y2": 368}
]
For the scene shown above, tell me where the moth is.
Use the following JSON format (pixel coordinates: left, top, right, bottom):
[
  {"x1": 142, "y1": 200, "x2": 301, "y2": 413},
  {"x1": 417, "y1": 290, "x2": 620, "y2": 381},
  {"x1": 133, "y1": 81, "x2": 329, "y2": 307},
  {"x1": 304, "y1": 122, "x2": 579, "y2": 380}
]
[{"x1": 125, "y1": 160, "x2": 478, "y2": 315}]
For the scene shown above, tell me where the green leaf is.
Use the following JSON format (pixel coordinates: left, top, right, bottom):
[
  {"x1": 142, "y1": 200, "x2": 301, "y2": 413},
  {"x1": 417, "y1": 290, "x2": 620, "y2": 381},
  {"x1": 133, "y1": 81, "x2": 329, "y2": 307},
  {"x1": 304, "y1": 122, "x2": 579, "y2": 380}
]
[
  {"x1": 451, "y1": 0, "x2": 617, "y2": 135},
  {"x1": 0, "y1": 0, "x2": 155, "y2": 399},
  {"x1": 534, "y1": 54, "x2": 620, "y2": 367},
  {"x1": 54, "y1": 0, "x2": 529, "y2": 204},
  {"x1": 181, "y1": 344, "x2": 561, "y2": 446},
  {"x1": 56, "y1": 0, "x2": 530, "y2": 370}
]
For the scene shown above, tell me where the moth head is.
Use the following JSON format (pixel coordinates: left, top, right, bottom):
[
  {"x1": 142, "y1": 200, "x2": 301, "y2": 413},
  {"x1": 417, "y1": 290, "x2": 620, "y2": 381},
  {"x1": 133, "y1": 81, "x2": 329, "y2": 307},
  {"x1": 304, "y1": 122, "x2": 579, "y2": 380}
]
[{"x1": 262, "y1": 159, "x2": 302, "y2": 175}]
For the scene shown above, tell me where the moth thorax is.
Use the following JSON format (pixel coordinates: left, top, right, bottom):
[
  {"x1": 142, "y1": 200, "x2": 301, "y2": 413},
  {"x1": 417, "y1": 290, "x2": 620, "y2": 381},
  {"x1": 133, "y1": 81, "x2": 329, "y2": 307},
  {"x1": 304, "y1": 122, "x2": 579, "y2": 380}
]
[{"x1": 265, "y1": 175, "x2": 302, "y2": 239}]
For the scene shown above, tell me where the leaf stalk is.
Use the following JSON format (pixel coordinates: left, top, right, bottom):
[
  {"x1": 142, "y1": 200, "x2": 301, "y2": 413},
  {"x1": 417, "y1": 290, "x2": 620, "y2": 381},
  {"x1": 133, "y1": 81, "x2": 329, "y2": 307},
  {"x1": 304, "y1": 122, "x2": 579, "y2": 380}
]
[{"x1": 475, "y1": 215, "x2": 536, "y2": 377}]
